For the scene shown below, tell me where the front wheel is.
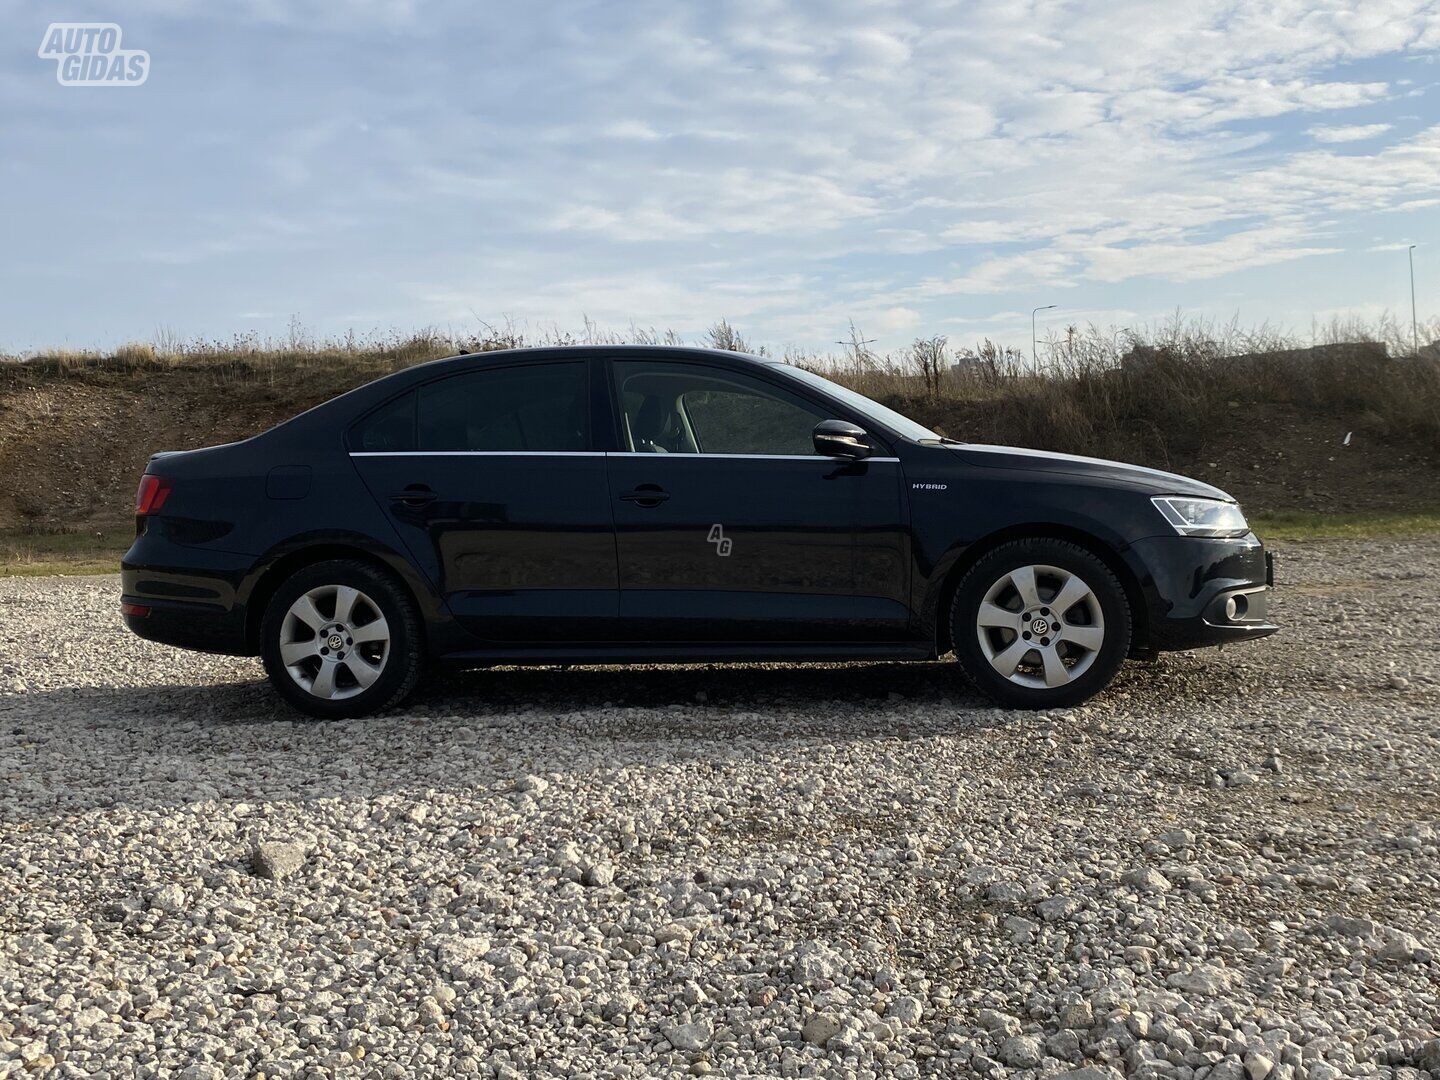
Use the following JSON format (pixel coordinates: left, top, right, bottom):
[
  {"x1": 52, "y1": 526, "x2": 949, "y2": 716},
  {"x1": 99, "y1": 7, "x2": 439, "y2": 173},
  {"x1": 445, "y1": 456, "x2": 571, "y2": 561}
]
[
  {"x1": 951, "y1": 539, "x2": 1131, "y2": 709},
  {"x1": 260, "y1": 559, "x2": 423, "y2": 719}
]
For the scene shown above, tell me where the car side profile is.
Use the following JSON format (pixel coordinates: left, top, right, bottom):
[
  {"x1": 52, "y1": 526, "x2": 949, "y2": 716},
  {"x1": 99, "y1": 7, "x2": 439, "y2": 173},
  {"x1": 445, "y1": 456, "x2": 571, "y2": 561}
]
[{"x1": 122, "y1": 346, "x2": 1276, "y2": 717}]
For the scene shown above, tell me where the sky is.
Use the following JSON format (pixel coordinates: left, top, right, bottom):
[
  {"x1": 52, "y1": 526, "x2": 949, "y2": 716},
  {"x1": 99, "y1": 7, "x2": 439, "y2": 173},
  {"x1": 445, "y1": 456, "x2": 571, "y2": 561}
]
[{"x1": 1, "y1": 0, "x2": 1437, "y2": 356}]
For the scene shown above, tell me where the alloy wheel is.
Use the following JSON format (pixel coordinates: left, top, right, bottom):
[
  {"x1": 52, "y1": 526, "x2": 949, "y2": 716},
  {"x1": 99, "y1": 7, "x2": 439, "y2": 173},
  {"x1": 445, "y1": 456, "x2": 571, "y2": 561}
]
[
  {"x1": 975, "y1": 563, "x2": 1106, "y2": 689},
  {"x1": 279, "y1": 585, "x2": 390, "y2": 700}
]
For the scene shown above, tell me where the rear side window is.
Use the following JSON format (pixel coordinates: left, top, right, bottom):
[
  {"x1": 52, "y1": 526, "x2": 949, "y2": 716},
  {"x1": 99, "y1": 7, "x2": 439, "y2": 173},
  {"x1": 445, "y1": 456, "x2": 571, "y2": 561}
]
[
  {"x1": 350, "y1": 363, "x2": 590, "y2": 453},
  {"x1": 418, "y1": 363, "x2": 588, "y2": 451},
  {"x1": 353, "y1": 391, "x2": 416, "y2": 452}
]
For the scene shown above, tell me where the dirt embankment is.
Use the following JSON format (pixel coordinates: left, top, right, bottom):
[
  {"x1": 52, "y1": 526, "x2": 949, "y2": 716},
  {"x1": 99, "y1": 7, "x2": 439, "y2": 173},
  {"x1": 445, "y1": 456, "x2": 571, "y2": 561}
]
[
  {"x1": 0, "y1": 362, "x2": 1435, "y2": 532},
  {"x1": 0, "y1": 367, "x2": 358, "y2": 530}
]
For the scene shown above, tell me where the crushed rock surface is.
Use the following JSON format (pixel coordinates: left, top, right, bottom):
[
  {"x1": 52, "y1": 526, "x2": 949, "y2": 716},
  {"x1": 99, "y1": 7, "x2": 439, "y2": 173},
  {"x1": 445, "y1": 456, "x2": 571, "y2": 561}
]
[{"x1": 1, "y1": 537, "x2": 1438, "y2": 1078}]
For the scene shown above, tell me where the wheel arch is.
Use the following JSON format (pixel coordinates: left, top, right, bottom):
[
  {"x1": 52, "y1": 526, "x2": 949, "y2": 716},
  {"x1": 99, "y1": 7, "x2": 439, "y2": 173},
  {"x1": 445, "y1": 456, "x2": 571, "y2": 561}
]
[
  {"x1": 930, "y1": 523, "x2": 1150, "y2": 657},
  {"x1": 242, "y1": 540, "x2": 430, "y2": 654}
]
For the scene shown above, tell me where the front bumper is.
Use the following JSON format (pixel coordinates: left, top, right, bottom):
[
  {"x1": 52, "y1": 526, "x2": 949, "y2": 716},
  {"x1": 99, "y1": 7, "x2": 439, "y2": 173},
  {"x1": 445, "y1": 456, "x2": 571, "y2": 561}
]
[{"x1": 1128, "y1": 533, "x2": 1278, "y2": 652}]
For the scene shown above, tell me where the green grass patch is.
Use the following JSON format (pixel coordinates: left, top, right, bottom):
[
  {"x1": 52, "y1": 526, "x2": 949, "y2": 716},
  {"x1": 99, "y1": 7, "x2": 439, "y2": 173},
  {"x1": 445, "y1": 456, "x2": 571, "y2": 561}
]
[
  {"x1": 1251, "y1": 510, "x2": 1440, "y2": 541},
  {"x1": 0, "y1": 527, "x2": 130, "y2": 578}
]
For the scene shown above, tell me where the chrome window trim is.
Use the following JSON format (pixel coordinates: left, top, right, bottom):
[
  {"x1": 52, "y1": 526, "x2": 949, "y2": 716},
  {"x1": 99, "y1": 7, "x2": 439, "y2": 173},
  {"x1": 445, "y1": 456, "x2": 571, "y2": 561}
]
[
  {"x1": 349, "y1": 451, "x2": 900, "y2": 462},
  {"x1": 607, "y1": 452, "x2": 901, "y2": 462},
  {"x1": 349, "y1": 451, "x2": 605, "y2": 458}
]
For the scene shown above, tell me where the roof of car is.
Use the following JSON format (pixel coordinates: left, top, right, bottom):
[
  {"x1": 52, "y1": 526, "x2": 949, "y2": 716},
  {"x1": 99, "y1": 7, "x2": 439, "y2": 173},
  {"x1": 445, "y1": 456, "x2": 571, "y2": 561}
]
[{"x1": 427, "y1": 344, "x2": 779, "y2": 368}]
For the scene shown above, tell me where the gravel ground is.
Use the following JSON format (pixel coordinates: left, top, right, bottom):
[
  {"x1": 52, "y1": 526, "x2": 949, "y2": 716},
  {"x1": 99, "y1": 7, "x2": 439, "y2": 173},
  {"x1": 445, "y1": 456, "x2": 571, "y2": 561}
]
[{"x1": 1, "y1": 538, "x2": 1438, "y2": 1080}]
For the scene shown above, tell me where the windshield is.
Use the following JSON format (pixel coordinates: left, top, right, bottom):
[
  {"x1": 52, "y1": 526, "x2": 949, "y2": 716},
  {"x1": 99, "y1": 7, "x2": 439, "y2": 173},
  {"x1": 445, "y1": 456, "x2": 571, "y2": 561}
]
[{"x1": 774, "y1": 364, "x2": 944, "y2": 444}]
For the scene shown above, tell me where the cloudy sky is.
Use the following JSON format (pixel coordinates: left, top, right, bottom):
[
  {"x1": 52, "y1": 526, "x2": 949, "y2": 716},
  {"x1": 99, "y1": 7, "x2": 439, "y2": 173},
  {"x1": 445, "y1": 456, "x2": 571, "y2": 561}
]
[{"x1": 1, "y1": 0, "x2": 1436, "y2": 355}]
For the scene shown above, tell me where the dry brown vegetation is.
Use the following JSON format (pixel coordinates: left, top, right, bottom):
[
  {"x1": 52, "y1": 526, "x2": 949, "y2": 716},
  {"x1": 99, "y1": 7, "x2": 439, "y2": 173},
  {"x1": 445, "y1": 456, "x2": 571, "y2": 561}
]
[
  {"x1": 1, "y1": 315, "x2": 1437, "y2": 541},
  {"x1": 823, "y1": 316, "x2": 1440, "y2": 466}
]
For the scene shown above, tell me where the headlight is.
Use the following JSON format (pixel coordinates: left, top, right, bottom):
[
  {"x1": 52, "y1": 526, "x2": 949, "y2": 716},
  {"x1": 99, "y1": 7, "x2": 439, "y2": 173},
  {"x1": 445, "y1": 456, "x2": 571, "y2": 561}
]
[{"x1": 1151, "y1": 496, "x2": 1249, "y2": 538}]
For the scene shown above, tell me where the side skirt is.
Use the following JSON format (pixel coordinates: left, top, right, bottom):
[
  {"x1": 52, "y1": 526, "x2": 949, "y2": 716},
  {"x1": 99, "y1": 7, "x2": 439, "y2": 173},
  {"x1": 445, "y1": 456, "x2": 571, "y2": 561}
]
[{"x1": 437, "y1": 641, "x2": 937, "y2": 666}]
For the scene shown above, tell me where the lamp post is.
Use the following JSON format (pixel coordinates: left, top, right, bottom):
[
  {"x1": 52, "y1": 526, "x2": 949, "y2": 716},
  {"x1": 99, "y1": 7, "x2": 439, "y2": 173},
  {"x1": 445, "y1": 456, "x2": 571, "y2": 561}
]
[
  {"x1": 1032, "y1": 305, "x2": 1057, "y2": 364},
  {"x1": 1410, "y1": 245, "x2": 1420, "y2": 357}
]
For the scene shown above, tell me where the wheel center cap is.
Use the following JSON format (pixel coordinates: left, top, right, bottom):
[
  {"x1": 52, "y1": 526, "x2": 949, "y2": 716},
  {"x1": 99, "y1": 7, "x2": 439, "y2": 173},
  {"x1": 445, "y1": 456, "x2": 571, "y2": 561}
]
[
  {"x1": 1031, "y1": 616, "x2": 1051, "y2": 636},
  {"x1": 327, "y1": 633, "x2": 345, "y2": 651}
]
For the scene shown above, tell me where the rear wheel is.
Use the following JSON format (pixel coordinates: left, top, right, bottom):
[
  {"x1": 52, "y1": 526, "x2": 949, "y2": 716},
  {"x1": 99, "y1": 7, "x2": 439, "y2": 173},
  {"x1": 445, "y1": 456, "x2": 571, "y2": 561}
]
[
  {"x1": 951, "y1": 539, "x2": 1131, "y2": 708},
  {"x1": 261, "y1": 559, "x2": 423, "y2": 718}
]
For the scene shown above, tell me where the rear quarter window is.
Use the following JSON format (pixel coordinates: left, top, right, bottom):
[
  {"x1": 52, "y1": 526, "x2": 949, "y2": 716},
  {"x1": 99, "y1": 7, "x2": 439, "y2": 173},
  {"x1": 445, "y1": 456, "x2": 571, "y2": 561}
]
[{"x1": 351, "y1": 391, "x2": 416, "y2": 452}]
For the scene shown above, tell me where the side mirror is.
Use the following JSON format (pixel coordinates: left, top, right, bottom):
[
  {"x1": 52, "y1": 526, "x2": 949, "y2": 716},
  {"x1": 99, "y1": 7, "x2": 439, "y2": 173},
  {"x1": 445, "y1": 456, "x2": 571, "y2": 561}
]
[{"x1": 813, "y1": 418, "x2": 872, "y2": 459}]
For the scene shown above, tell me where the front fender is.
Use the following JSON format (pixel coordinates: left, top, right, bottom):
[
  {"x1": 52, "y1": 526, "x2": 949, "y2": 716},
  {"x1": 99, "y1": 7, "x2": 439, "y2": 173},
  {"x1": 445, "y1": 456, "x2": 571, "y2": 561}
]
[{"x1": 906, "y1": 470, "x2": 1156, "y2": 649}]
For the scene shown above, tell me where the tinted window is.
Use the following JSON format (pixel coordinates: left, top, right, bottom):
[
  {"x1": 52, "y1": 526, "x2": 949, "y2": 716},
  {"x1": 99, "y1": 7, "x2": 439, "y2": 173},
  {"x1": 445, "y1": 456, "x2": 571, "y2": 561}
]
[
  {"x1": 353, "y1": 391, "x2": 416, "y2": 452},
  {"x1": 613, "y1": 361, "x2": 827, "y2": 456},
  {"x1": 416, "y1": 363, "x2": 589, "y2": 452}
]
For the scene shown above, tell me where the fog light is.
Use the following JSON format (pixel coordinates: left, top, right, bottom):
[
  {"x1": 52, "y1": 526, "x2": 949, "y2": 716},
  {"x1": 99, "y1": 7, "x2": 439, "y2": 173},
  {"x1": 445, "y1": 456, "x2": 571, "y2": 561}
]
[
  {"x1": 1223, "y1": 594, "x2": 1249, "y2": 622},
  {"x1": 121, "y1": 602, "x2": 151, "y2": 617}
]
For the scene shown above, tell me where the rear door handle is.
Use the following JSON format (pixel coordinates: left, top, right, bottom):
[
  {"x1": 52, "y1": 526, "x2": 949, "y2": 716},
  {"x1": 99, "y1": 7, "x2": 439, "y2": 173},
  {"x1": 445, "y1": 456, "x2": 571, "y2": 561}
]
[
  {"x1": 619, "y1": 485, "x2": 669, "y2": 507},
  {"x1": 390, "y1": 484, "x2": 436, "y2": 507}
]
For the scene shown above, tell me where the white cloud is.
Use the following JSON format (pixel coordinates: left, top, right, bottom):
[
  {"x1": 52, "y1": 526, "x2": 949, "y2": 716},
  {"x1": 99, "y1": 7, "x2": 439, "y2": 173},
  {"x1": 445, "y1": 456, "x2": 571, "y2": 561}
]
[
  {"x1": 6, "y1": 0, "x2": 1440, "y2": 352},
  {"x1": 1309, "y1": 122, "x2": 1395, "y2": 142}
]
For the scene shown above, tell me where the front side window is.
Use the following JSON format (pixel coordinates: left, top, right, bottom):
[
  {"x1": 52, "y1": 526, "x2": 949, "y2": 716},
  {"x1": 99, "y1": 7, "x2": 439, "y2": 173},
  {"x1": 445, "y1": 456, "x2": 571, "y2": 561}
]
[
  {"x1": 613, "y1": 361, "x2": 829, "y2": 456},
  {"x1": 414, "y1": 362, "x2": 589, "y2": 452}
]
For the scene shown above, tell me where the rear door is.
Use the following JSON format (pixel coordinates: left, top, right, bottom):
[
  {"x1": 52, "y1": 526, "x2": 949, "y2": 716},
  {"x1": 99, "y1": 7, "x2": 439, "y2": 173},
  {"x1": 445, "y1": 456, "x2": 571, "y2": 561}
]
[
  {"x1": 603, "y1": 358, "x2": 909, "y2": 642},
  {"x1": 348, "y1": 360, "x2": 617, "y2": 642}
]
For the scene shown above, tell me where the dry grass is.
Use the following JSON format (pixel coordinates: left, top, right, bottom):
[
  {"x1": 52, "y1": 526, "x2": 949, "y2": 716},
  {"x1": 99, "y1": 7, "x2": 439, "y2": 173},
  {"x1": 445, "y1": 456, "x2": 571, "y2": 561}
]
[
  {"x1": 805, "y1": 315, "x2": 1440, "y2": 467},
  {"x1": 0, "y1": 527, "x2": 132, "y2": 577},
  {"x1": 2, "y1": 314, "x2": 1439, "y2": 575},
  {"x1": 3, "y1": 312, "x2": 1438, "y2": 471}
]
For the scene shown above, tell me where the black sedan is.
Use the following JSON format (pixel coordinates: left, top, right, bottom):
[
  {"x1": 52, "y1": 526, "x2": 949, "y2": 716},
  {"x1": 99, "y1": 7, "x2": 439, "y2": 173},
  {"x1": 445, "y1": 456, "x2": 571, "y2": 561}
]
[{"x1": 122, "y1": 346, "x2": 1276, "y2": 717}]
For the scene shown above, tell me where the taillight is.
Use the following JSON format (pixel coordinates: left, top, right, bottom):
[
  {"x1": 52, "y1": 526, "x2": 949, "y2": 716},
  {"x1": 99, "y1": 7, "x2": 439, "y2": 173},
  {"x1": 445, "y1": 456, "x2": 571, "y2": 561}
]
[{"x1": 135, "y1": 475, "x2": 173, "y2": 515}]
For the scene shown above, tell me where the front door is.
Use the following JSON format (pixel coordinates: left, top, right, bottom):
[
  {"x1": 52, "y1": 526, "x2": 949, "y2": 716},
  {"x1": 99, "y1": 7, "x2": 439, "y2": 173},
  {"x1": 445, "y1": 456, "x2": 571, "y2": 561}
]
[
  {"x1": 604, "y1": 359, "x2": 909, "y2": 642},
  {"x1": 348, "y1": 359, "x2": 617, "y2": 642}
]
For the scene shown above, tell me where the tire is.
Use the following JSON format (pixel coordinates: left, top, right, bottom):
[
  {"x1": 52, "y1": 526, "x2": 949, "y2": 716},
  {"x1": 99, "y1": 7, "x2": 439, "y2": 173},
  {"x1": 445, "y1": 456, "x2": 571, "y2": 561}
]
[
  {"x1": 950, "y1": 539, "x2": 1131, "y2": 709},
  {"x1": 260, "y1": 559, "x2": 423, "y2": 719}
]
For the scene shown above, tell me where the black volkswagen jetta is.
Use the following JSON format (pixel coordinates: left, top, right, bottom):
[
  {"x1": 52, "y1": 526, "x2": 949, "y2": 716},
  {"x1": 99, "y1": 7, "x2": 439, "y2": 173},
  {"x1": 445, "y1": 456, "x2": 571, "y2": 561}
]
[{"x1": 122, "y1": 346, "x2": 1276, "y2": 717}]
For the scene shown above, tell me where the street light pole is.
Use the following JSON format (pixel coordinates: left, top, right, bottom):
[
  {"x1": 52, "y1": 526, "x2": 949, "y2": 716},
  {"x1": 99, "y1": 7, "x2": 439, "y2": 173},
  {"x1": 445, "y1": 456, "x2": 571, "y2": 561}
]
[
  {"x1": 1032, "y1": 304, "x2": 1057, "y2": 364},
  {"x1": 1410, "y1": 245, "x2": 1419, "y2": 356}
]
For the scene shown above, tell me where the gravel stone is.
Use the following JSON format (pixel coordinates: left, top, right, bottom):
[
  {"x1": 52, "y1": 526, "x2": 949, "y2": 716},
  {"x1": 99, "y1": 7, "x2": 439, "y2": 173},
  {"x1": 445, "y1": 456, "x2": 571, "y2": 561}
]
[
  {"x1": 1050, "y1": 1068, "x2": 1124, "y2": 1080},
  {"x1": 801, "y1": 1012, "x2": 844, "y2": 1046},
  {"x1": 1000, "y1": 1033, "x2": 1045, "y2": 1067},
  {"x1": 1122, "y1": 866, "x2": 1172, "y2": 893},
  {"x1": 663, "y1": 1020, "x2": 712, "y2": 1051},
  {"x1": 249, "y1": 840, "x2": 304, "y2": 880},
  {"x1": 146, "y1": 883, "x2": 186, "y2": 914},
  {"x1": 885, "y1": 995, "x2": 923, "y2": 1025},
  {"x1": 579, "y1": 861, "x2": 614, "y2": 887},
  {"x1": 2, "y1": 540, "x2": 1438, "y2": 1077}
]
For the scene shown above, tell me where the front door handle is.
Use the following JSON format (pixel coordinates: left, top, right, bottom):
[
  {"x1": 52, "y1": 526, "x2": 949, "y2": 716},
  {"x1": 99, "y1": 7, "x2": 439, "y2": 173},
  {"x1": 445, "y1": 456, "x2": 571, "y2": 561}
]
[
  {"x1": 619, "y1": 484, "x2": 669, "y2": 507},
  {"x1": 390, "y1": 484, "x2": 437, "y2": 507}
]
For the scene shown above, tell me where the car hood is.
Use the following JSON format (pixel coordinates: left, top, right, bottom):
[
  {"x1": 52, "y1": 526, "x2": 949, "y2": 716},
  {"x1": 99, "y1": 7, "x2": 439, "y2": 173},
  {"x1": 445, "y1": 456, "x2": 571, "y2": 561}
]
[{"x1": 953, "y1": 444, "x2": 1232, "y2": 500}]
